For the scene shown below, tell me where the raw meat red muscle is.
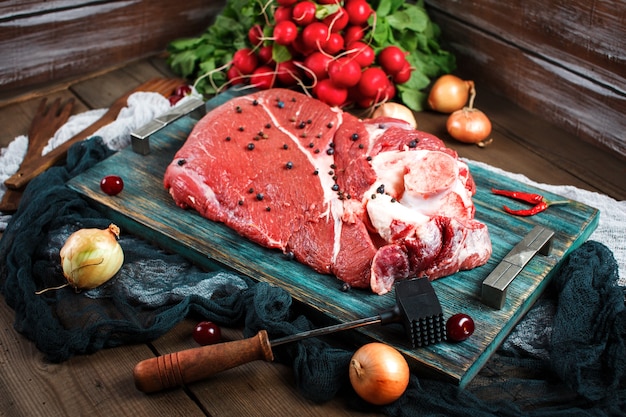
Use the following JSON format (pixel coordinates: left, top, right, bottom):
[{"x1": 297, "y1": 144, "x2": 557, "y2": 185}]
[{"x1": 164, "y1": 89, "x2": 492, "y2": 295}]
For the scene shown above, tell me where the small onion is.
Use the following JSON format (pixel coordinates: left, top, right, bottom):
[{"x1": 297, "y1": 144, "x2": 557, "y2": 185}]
[
  {"x1": 371, "y1": 102, "x2": 418, "y2": 129},
  {"x1": 427, "y1": 74, "x2": 475, "y2": 114},
  {"x1": 60, "y1": 224, "x2": 124, "y2": 290},
  {"x1": 349, "y1": 342, "x2": 410, "y2": 405},
  {"x1": 446, "y1": 107, "x2": 492, "y2": 144}
]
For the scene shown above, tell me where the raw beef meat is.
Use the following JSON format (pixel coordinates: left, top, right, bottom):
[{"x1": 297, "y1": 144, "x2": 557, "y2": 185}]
[{"x1": 164, "y1": 89, "x2": 492, "y2": 295}]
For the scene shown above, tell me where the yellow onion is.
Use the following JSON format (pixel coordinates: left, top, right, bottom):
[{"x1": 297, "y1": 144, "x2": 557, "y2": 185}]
[
  {"x1": 349, "y1": 342, "x2": 410, "y2": 405},
  {"x1": 60, "y1": 223, "x2": 124, "y2": 290},
  {"x1": 427, "y1": 74, "x2": 475, "y2": 114},
  {"x1": 371, "y1": 102, "x2": 418, "y2": 129},
  {"x1": 446, "y1": 107, "x2": 492, "y2": 143}
]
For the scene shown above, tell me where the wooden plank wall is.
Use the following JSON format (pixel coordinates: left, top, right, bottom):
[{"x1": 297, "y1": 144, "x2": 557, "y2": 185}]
[
  {"x1": 0, "y1": 0, "x2": 224, "y2": 97},
  {"x1": 424, "y1": 0, "x2": 626, "y2": 160}
]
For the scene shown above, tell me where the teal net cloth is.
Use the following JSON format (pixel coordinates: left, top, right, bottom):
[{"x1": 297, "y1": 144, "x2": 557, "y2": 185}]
[{"x1": 1, "y1": 137, "x2": 624, "y2": 416}]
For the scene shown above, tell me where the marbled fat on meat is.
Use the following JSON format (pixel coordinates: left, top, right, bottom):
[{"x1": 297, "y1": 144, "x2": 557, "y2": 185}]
[{"x1": 164, "y1": 89, "x2": 492, "y2": 294}]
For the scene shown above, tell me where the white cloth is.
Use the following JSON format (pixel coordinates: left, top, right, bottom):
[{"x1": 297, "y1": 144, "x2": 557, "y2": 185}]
[
  {"x1": 465, "y1": 160, "x2": 626, "y2": 284},
  {"x1": 2, "y1": 94, "x2": 624, "y2": 284}
]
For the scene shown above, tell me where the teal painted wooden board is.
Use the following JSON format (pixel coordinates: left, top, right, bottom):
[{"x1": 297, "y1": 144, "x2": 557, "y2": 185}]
[{"x1": 67, "y1": 100, "x2": 598, "y2": 388}]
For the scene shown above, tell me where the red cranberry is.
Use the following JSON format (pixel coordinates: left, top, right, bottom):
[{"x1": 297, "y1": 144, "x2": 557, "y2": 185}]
[
  {"x1": 193, "y1": 321, "x2": 221, "y2": 346},
  {"x1": 446, "y1": 313, "x2": 475, "y2": 342},
  {"x1": 100, "y1": 175, "x2": 124, "y2": 196}
]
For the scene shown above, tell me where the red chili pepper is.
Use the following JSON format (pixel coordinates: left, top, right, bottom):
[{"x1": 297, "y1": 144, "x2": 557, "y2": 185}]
[
  {"x1": 491, "y1": 188, "x2": 544, "y2": 204},
  {"x1": 491, "y1": 188, "x2": 569, "y2": 216},
  {"x1": 502, "y1": 201, "x2": 548, "y2": 216}
]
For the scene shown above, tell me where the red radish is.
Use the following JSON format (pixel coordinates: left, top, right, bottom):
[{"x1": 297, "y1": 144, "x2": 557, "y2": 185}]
[
  {"x1": 292, "y1": 1, "x2": 317, "y2": 26},
  {"x1": 276, "y1": 0, "x2": 298, "y2": 6},
  {"x1": 250, "y1": 66, "x2": 275, "y2": 90},
  {"x1": 248, "y1": 24, "x2": 263, "y2": 46},
  {"x1": 291, "y1": 34, "x2": 314, "y2": 56},
  {"x1": 356, "y1": 96, "x2": 375, "y2": 108},
  {"x1": 317, "y1": 0, "x2": 340, "y2": 4},
  {"x1": 313, "y1": 79, "x2": 348, "y2": 107},
  {"x1": 257, "y1": 45, "x2": 274, "y2": 65},
  {"x1": 276, "y1": 60, "x2": 300, "y2": 86},
  {"x1": 356, "y1": 81, "x2": 394, "y2": 107},
  {"x1": 303, "y1": 52, "x2": 332, "y2": 80},
  {"x1": 328, "y1": 57, "x2": 362, "y2": 88},
  {"x1": 392, "y1": 61, "x2": 412, "y2": 84},
  {"x1": 174, "y1": 84, "x2": 192, "y2": 97},
  {"x1": 358, "y1": 67, "x2": 389, "y2": 98},
  {"x1": 377, "y1": 45, "x2": 407, "y2": 75},
  {"x1": 347, "y1": 84, "x2": 366, "y2": 102},
  {"x1": 345, "y1": 0, "x2": 373, "y2": 26},
  {"x1": 323, "y1": 33, "x2": 345, "y2": 55},
  {"x1": 384, "y1": 82, "x2": 396, "y2": 101},
  {"x1": 302, "y1": 22, "x2": 330, "y2": 51},
  {"x1": 226, "y1": 66, "x2": 245, "y2": 85},
  {"x1": 323, "y1": 7, "x2": 349, "y2": 33},
  {"x1": 273, "y1": 20, "x2": 298, "y2": 45},
  {"x1": 346, "y1": 41, "x2": 375, "y2": 67},
  {"x1": 274, "y1": 6, "x2": 293, "y2": 23},
  {"x1": 344, "y1": 25, "x2": 365, "y2": 44},
  {"x1": 232, "y1": 48, "x2": 258, "y2": 74}
]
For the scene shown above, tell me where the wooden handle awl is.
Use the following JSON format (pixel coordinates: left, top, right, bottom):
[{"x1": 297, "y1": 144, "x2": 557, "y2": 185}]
[{"x1": 133, "y1": 330, "x2": 274, "y2": 393}]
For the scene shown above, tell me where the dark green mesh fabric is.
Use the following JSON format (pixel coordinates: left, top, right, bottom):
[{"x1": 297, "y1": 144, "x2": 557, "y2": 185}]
[{"x1": 1, "y1": 137, "x2": 624, "y2": 416}]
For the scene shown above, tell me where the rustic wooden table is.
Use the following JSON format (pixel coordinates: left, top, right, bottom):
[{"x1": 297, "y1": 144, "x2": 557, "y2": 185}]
[{"x1": 0, "y1": 56, "x2": 624, "y2": 417}]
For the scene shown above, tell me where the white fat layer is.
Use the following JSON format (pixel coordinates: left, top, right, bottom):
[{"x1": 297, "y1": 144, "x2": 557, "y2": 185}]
[
  {"x1": 362, "y1": 123, "x2": 386, "y2": 154},
  {"x1": 366, "y1": 148, "x2": 473, "y2": 240},
  {"x1": 369, "y1": 150, "x2": 415, "y2": 196},
  {"x1": 171, "y1": 166, "x2": 218, "y2": 211},
  {"x1": 367, "y1": 194, "x2": 430, "y2": 242},
  {"x1": 400, "y1": 177, "x2": 470, "y2": 217},
  {"x1": 256, "y1": 96, "x2": 345, "y2": 263}
]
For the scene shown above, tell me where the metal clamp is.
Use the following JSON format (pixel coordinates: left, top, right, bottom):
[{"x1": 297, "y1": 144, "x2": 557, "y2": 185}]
[
  {"x1": 481, "y1": 225, "x2": 555, "y2": 309},
  {"x1": 131, "y1": 97, "x2": 206, "y2": 155}
]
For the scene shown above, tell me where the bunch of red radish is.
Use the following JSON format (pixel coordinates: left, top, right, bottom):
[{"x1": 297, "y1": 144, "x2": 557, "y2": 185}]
[{"x1": 225, "y1": 0, "x2": 413, "y2": 108}]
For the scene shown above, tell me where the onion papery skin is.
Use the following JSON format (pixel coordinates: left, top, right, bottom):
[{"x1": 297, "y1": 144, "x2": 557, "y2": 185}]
[
  {"x1": 60, "y1": 224, "x2": 124, "y2": 290},
  {"x1": 371, "y1": 102, "x2": 418, "y2": 129},
  {"x1": 349, "y1": 342, "x2": 410, "y2": 405},
  {"x1": 446, "y1": 107, "x2": 492, "y2": 143},
  {"x1": 427, "y1": 74, "x2": 473, "y2": 114}
]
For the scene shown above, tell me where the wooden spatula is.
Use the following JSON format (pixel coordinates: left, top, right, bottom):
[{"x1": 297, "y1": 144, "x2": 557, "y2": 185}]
[
  {"x1": 0, "y1": 97, "x2": 75, "y2": 212},
  {"x1": 4, "y1": 77, "x2": 183, "y2": 192}
]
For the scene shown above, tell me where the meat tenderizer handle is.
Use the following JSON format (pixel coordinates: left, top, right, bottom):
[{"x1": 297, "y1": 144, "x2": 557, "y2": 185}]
[{"x1": 133, "y1": 330, "x2": 274, "y2": 393}]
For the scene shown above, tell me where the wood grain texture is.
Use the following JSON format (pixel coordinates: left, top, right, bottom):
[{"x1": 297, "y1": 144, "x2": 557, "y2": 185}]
[
  {"x1": 425, "y1": 0, "x2": 625, "y2": 88},
  {"x1": 0, "y1": 300, "x2": 205, "y2": 417},
  {"x1": 66, "y1": 96, "x2": 598, "y2": 387},
  {"x1": 0, "y1": 1, "x2": 95, "y2": 17},
  {"x1": 0, "y1": 0, "x2": 222, "y2": 94},
  {"x1": 424, "y1": 1, "x2": 626, "y2": 159}
]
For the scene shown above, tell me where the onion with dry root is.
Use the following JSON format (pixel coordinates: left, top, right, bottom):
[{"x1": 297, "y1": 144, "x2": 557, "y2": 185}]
[
  {"x1": 371, "y1": 102, "x2": 418, "y2": 129},
  {"x1": 55, "y1": 224, "x2": 124, "y2": 291},
  {"x1": 446, "y1": 107, "x2": 492, "y2": 144},
  {"x1": 349, "y1": 342, "x2": 410, "y2": 405},
  {"x1": 444, "y1": 78, "x2": 493, "y2": 144}
]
